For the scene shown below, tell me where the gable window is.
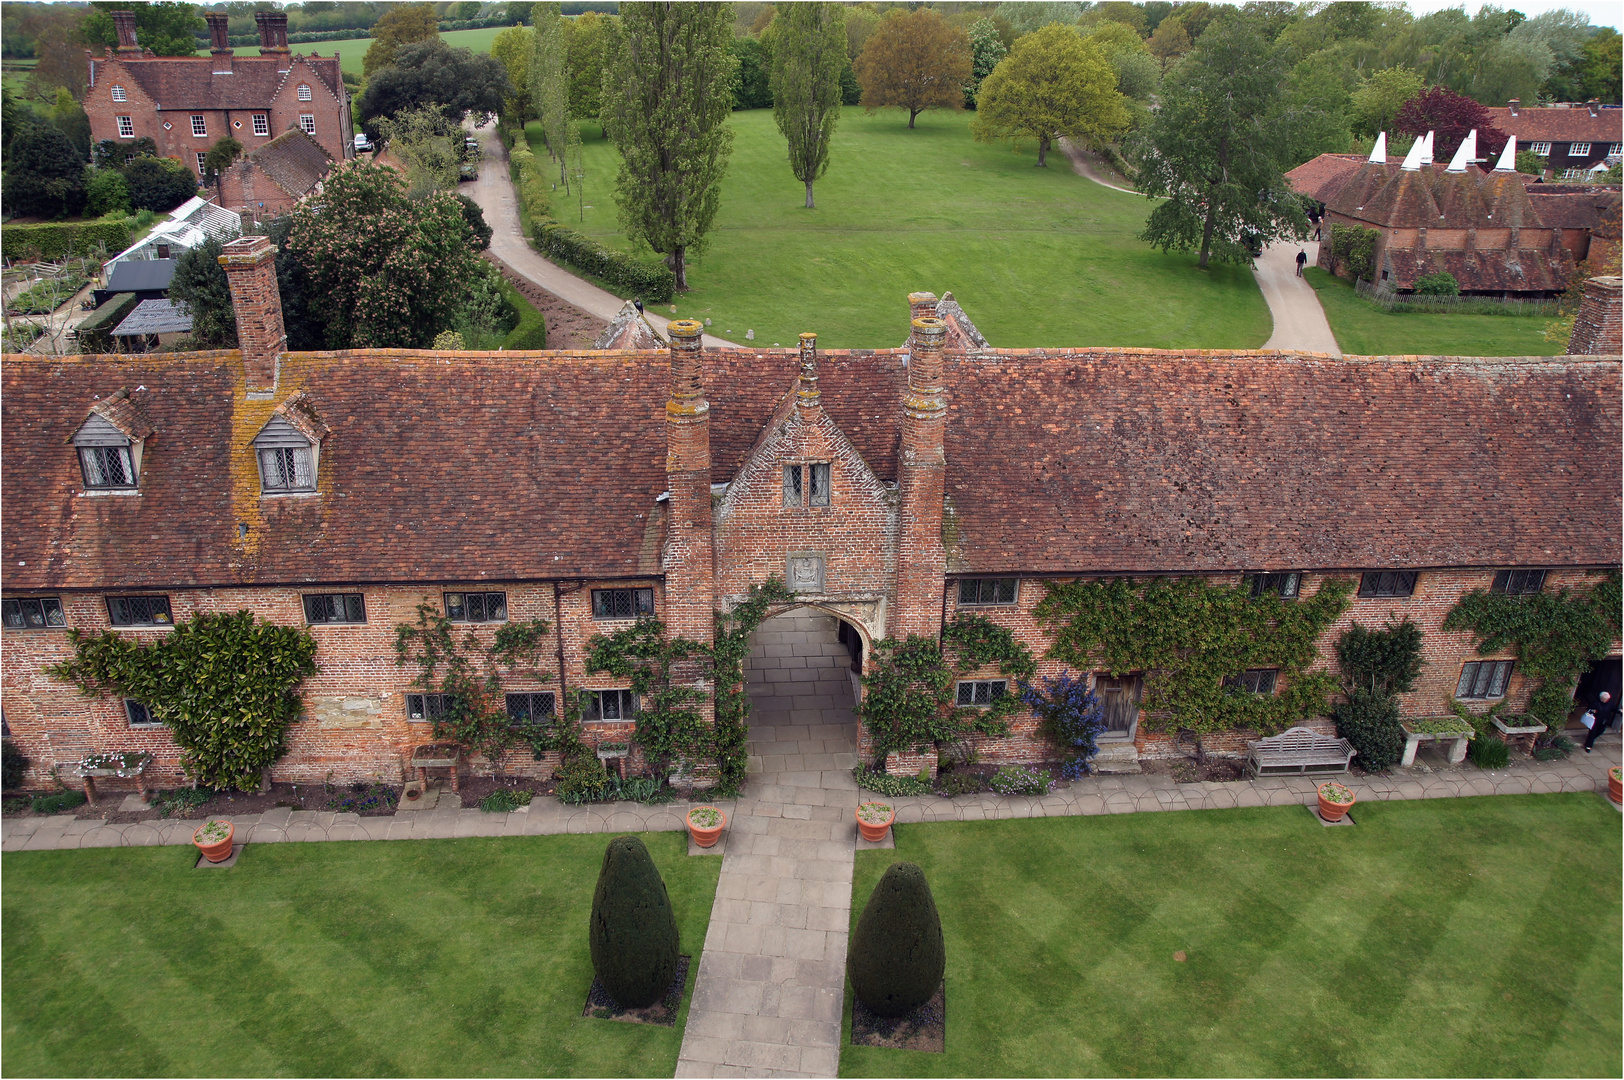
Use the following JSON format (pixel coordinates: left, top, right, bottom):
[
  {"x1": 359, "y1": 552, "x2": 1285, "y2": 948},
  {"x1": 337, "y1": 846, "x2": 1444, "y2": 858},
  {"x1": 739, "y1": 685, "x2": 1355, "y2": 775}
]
[
  {"x1": 506, "y1": 692, "x2": 556, "y2": 726},
  {"x1": 1530, "y1": 141, "x2": 1551, "y2": 155},
  {"x1": 1456, "y1": 660, "x2": 1513, "y2": 700},
  {"x1": 297, "y1": 83, "x2": 313, "y2": 101},
  {"x1": 299, "y1": 114, "x2": 316, "y2": 135},
  {"x1": 1492, "y1": 569, "x2": 1546, "y2": 596},
  {"x1": 111, "y1": 85, "x2": 127, "y2": 102},
  {"x1": 583, "y1": 689, "x2": 638, "y2": 722},
  {"x1": 79, "y1": 445, "x2": 136, "y2": 489},
  {"x1": 252, "y1": 113, "x2": 269, "y2": 136},
  {"x1": 959, "y1": 578, "x2": 1018, "y2": 606},
  {"x1": 1359, "y1": 571, "x2": 1417, "y2": 598},
  {"x1": 252, "y1": 393, "x2": 327, "y2": 496},
  {"x1": 1225, "y1": 668, "x2": 1278, "y2": 695},
  {"x1": 406, "y1": 693, "x2": 452, "y2": 721},
  {"x1": 783, "y1": 463, "x2": 830, "y2": 507},
  {"x1": 125, "y1": 699, "x2": 160, "y2": 728},
  {"x1": 956, "y1": 679, "x2": 1007, "y2": 707},
  {"x1": 258, "y1": 446, "x2": 314, "y2": 492},
  {"x1": 1250, "y1": 572, "x2": 1300, "y2": 599},
  {"x1": 304, "y1": 593, "x2": 365, "y2": 624},
  {"x1": 445, "y1": 591, "x2": 506, "y2": 623},
  {"x1": 190, "y1": 114, "x2": 207, "y2": 137},
  {"x1": 592, "y1": 588, "x2": 654, "y2": 619},
  {"x1": 2, "y1": 597, "x2": 65, "y2": 629},
  {"x1": 1569, "y1": 142, "x2": 1591, "y2": 156},
  {"x1": 73, "y1": 390, "x2": 151, "y2": 490},
  {"x1": 117, "y1": 115, "x2": 134, "y2": 138},
  {"x1": 108, "y1": 595, "x2": 172, "y2": 627}
]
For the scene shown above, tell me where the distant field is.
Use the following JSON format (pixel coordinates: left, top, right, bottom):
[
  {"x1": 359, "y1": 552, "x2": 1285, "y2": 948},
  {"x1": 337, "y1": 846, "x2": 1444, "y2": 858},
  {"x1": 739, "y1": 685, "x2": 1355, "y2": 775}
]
[
  {"x1": 1305, "y1": 268, "x2": 1558, "y2": 357},
  {"x1": 230, "y1": 26, "x2": 509, "y2": 77}
]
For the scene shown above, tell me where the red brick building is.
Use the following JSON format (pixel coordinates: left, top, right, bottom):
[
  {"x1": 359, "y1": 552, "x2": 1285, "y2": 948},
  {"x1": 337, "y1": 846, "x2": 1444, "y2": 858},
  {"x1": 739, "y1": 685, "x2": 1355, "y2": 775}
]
[
  {"x1": 85, "y1": 11, "x2": 352, "y2": 183},
  {"x1": 213, "y1": 128, "x2": 334, "y2": 224},
  {"x1": 2, "y1": 239, "x2": 1619, "y2": 791},
  {"x1": 1488, "y1": 100, "x2": 1623, "y2": 178}
]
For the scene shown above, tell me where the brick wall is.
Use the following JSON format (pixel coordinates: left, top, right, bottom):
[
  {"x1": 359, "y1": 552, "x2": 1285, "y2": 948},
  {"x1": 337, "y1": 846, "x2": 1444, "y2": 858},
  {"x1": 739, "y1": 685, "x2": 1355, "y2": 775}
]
[{"x1": 1569, "y1": 275, "x2": 1623, "y2": 355}]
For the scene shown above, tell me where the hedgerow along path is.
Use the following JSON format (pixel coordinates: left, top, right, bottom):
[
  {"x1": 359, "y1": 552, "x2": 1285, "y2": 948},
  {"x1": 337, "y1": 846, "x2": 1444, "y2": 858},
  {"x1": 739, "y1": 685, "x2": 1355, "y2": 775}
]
[{"x1": 540, "y1": 108, "x2": 1272, "y2": 350}]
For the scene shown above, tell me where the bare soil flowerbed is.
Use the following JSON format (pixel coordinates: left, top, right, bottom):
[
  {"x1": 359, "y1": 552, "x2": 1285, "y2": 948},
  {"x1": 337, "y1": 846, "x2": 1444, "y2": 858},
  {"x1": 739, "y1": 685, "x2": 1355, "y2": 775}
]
[
  {"x1": 851, "y1": 981, "x2": 946, "y2": 1053},
  {"x1": 1142, "y1": 759, "x2": 1248, "y2": 783},
  {"x1": 581, "y1": 955, "x2": 691, "y2": 1026}
]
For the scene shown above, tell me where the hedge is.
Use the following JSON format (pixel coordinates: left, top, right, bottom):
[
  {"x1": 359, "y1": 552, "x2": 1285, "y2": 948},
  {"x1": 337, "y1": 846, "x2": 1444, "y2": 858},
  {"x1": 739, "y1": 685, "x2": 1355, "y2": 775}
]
[
  {"x1": 2, "y1": 220, "x2": 131, "y2": 262},
  {"x1": 499, "y1": 278, "x2": 547, "y2": 350},
  {"x1": 75, "y1": 293, "x2": 139, "y2": 353}
]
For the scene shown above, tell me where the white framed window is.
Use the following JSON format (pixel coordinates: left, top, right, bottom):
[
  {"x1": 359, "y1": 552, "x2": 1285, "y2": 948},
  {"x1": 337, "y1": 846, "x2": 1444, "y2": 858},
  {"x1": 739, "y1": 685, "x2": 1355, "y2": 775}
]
[
  {"x1": 110, "y1": 84, "x2": 127, "y2": 102},
  {"x1": 445, "y1": 591, "x2": 507, "y2": 623},
  {"x1": 297, "y1": 83, "x2": 313, "y2": 101},
  {"x1": 2, "y1": 597, "x2": 66, "y2": 629},
  {"x1": 125, "y1": 699, "x2": 161, "y2": 728},
  {"x1": 190, "y1": 114, "x2": 207, "y2": 137},
  {"x1": 956, "y1": 679, "x2": 1008, "y2": 707},
  {"x1": 196, "y1": 152, "x2": 208, "y2": 176},
  {"x1": 1562, "y1": 168, "x2": 1586, "y2": 180},
  {"x1": 252, "y1": 113, "x2": 269, "y2": 136},
  {"x1": 583, "y1": 689, "x2": 638, "y2": 722},
  {"x1": 117, "y1": 115, "x2": 134, "y2": 138},
  {"x1": 1530, "y1": 141, "x2": 1551, "y2": 156},
  {"x1": 1610, "y1": 143, "x2": 1622, "y2": 156},
  {"x1": 1456, "y1": 660, "x2": 1513, "y2": 700},
  {"x1": 299, "y1": 114, "x2": 315, "y2": 135},
  {"x1": 1568, "y1": 141, "x2": 1591, "y2": 156}
]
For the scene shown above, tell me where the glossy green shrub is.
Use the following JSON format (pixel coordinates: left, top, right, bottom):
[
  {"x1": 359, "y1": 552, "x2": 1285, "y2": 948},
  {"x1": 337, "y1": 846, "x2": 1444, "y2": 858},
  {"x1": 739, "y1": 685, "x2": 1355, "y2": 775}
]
[
  {"x1": 1333, "y1": 690, "x2": 1407, "y2": 772},
  {"x1": 588, "y1": 835, "x2": 680, "y2": 1008},
  {"x1": 848, "y1": 861, "x2": 945, "y2": 1017}
]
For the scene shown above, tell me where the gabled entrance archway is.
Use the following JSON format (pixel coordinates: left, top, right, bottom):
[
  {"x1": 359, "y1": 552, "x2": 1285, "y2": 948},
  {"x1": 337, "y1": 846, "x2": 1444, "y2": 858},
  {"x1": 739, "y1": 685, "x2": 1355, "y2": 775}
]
[{"x1": 743, "y1": 605, "x2": 863, "y2": 778}]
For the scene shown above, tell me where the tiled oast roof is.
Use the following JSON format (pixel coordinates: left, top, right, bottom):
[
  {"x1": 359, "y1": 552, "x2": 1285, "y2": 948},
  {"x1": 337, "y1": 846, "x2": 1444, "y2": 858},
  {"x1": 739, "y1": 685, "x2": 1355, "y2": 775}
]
[
  {"x1": 1487, "y1": 107, "x2": 1623, "y2": 145},
  {"x1": 1285, "y1": 154, "x2": 1365, "y2": 204},
  {"x1": 1323, "y1": 162, "x2": 1552, "y2": 230},
  {"x1": 940, "y1": 351, "x2": 1621, "y2": 574},
  {"x1": 1527, "y1": 189, "x2": 1618, "y2": 230},
  {"x1": 247, "y1": 128, "x2": 333, "y2": 198},
  {"x1": 1380, "y1": 245, "x2": 1570, "y2": 293},
  {"x1": 120, "y1": 53, "x2": 342, "y2": 110}
]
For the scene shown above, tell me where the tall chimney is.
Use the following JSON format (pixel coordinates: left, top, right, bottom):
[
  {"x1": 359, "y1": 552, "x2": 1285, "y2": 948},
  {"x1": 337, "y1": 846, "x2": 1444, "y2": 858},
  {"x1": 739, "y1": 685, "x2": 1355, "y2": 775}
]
[
  {"x1": 796, "y1": 332, "x2": 821, "y2": 418},
  {"x1": 662, "y1": 319, "x2": 714, "y2": 643},
  {"x1": 206, "y1": 13, "x2": 232, "y2": 72},
  {"x1": 1507, "y1": 98, "x2": 1520, "y2": 117},
  {"x1": 908, "y1": 291, "x2": 938, "y2": 325},
  {"x1": 894, "y1": 315, "x2": 948, "y2": 637},
  {"x1": 255, "y1": 11, "x2": 290, "y2": 54},
  {"x1": 218, "y1": 236, "x2": 286, "y2": 394},
  {"x1": 112, "y1": 10, "x2": 140, "y2": 54},
  {"x1": 1567, "y1": 276, "x2": 1622, "y2": 355}
]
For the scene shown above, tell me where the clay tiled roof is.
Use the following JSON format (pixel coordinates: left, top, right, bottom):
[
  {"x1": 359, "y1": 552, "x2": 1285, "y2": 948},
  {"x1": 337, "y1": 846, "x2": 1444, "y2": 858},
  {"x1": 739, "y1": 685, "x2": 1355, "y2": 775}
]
[
  {"x1": 1285, "y1": 154, "x2": 1366, "y2": 204},
  {"x1": 1380, "y1": 245, "x2": 1571, "y2": 293},
  {"x1": 120, "y1": 54, "x2": 342, "y2": 110},
  {"x1": 1527, "y1": 189, "x2": 1619, "y2": 230},
  {"x1": 941, "y1": 351, "x2": 1620, "y2": 574},
  {"x1": 1488, "y1": 106, "x2": 1623, "y2": 145},
  {"x1": 1325, "y1": 162, "x2": 1543, "y2": 230},
  {"x1": 85, "y1": 388, "x2": 154, "y2": 442},
  {"x1": 247, "y1": 128, "x2": 333, "y2": 198}
]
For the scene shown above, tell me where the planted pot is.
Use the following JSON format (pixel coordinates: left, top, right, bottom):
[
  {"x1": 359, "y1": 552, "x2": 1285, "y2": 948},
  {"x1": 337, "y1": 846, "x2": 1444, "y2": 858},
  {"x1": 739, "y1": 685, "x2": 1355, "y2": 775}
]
[
  {"x1": 686, "y1": 805, "x2": 726, "y2": 848},
  {"x1": 1609, "y1": 766, "x2": 1622, "y2": 806},
  {"x1": 192, "y1": 818, "x2": 234, "y2": 862},
  {"x1": 856, "y1": 800, "x2": 896, "y2": 842},
  {"x1": 1316, "y1": 781, "x2": 1356, "y2": 823}
]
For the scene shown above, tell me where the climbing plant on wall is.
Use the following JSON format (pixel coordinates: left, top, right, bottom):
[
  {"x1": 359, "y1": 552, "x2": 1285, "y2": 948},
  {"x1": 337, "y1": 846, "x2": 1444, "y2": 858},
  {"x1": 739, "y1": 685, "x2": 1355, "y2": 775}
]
[
  {"x1": 394, "y1": 604, "x2": 570, "y2": 767},
  {"x1": 1032, "y1": 575, "x2": 1355, "y2": 737},
  {"x1": 1441, "y1": 570, "x2": 1621, "y2": 728},
  {"x1": 858, "y1": 613, "x2": 1036, "y2": 767},
  {"x1": 48, "y1": 611, "x2": 318, "y2": 791},
  {"x1": 711, "y1": 578, "x2": 797, "y2": 795}
]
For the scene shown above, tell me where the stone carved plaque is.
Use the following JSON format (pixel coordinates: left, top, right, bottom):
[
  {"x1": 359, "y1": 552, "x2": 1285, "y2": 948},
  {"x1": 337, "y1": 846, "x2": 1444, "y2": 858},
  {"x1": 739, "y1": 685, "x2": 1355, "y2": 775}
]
[{"x1": 787, "y1": 553, "x2": 825, "y2": 593}]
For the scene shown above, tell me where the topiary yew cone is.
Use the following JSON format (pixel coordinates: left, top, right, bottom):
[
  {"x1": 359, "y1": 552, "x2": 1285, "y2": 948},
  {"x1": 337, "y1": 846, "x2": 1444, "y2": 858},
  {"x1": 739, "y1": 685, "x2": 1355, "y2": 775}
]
[
  {"x1": 588, "y1": 835, "x2": 680, "y2": 1008},
  {"x1": 847, "y1": 861, "x2": 945, "y2": 1017}
]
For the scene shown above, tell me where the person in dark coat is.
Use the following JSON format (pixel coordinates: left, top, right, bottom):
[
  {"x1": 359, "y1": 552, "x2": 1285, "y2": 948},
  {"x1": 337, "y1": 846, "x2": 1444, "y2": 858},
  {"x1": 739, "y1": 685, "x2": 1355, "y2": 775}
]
[
  {"x1": 1583, "y1": 689, "x2": 1617, "y2": 752},
  {"x1": 1295, "y1": 250, "x2": 1308, "y2": 276}
]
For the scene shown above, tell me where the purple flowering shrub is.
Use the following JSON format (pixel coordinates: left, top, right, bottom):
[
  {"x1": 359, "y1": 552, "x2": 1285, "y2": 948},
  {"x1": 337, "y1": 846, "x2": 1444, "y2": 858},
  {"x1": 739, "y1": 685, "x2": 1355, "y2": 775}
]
[{"x1": 1019, "y1": 671, "x2": 1105, "y2": 779}]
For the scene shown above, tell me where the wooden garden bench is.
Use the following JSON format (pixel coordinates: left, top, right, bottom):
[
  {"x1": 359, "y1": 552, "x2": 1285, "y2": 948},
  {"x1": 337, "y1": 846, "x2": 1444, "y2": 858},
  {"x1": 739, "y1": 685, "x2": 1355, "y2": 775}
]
[{"x1": 1245, "y1": 727, "x2": 1357, "y2": 778}]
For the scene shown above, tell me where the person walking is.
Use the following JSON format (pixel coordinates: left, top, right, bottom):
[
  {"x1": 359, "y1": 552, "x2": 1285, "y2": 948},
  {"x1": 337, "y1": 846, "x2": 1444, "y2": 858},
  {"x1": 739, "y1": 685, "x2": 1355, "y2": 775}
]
[
  {"x1": 1583, "y1": 689, "x2": 1618, "y2": 752},
  {"x1": 1295, "y1": 250, "x2": 1308, "y2": 276}
]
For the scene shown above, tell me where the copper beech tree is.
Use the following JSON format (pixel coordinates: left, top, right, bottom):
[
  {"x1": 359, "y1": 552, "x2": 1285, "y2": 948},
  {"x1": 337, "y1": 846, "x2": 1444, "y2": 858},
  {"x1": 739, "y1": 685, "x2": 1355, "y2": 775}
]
[{"x1": 854, "y1": 7, "x2": 972, "y2": 129}]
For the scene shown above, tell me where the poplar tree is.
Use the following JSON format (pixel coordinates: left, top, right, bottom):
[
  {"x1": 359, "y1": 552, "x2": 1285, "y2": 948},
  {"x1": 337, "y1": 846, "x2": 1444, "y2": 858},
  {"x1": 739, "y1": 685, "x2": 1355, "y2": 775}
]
[
  {"x1": 603, "y1": 2, "x2": 736, "y2": 291},
  {"x1": 530, "y1": 2, "x2": 570, "y2": 185},
  {"x1": 769, "y1": 2, "x2": 846, "y2": 209}
]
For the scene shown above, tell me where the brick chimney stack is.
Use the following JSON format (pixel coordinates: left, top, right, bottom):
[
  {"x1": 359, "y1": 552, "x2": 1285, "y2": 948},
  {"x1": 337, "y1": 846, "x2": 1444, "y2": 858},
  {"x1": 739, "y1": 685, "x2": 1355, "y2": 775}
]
[
  {"x1": 908, "y1": 291, "x2": 938, "y2": 325},
  {"x1": 895, "y1": 315, "x2": 948, "y2": 637},
  {"x1": 112, "y1": 10, "x2": 140, "y2": 54},
  {"x1": 796, "y1": 332, "x2": 821, "y2": 418},
  {"x1": 206, "y1": 13, "x2": 232, "y2": 72},
  {"x1": 1567, "y1": 276, "x2": 1622, "y2": 355},
  {"x1": 663, "y1": 319, "x2": 714, "y2": 641},
  {"x1": 255, "y1": 11, "x2": 290, "y2": 54},
  {"x1": 218, "y1": 236, "x2": 287, "y2": 394}
]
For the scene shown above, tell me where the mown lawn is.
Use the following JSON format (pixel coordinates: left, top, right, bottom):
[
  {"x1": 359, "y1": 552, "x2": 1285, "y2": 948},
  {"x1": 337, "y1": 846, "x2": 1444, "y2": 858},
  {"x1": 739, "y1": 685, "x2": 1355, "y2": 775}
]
[
  {"x1": 2, "y1": 832, "x2": 720, "y2": 1078},
  {"x1": 843, "y1": 794, "x2": 1621, "y2": 1078},
  {"x1": 1306, "y1": 267, "x2": 1558, "y2": 357},
  {"x1": 231, "y1": 27, "x2": 503, "y2": 77},
  {"x1": 537, "y1": 109, "x2": 1271, "y2": 350}
]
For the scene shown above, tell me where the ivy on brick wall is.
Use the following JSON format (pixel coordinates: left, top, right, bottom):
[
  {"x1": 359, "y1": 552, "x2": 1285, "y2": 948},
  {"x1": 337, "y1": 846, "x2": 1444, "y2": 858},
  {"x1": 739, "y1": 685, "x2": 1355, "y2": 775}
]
[
  {"x1": 710, "y1": 579, "x2": 797, "y2": 795},
  {"x1": 1441, "y1": 570, "x2": 1622, "y2": 728},
  {"x1": 394, "y1": 605, "x2": 570, "y2": 768},
  {"x1": 1032, "y1": 575, "x2": 1355, "y2": 737},
  {"x1": 858, "y1": 613, "x2": 1037, "y2": 766},
  {"x1": 48, "y1": 611, "x2": 317, "y2": 791}
]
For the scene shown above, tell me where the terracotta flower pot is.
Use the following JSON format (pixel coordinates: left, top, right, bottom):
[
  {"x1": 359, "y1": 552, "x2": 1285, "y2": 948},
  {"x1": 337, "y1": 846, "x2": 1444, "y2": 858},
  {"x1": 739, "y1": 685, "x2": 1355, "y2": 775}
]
[
  {"x1": 686, "y1": 805, "x2": 726, "y2": 848},
  {"x1": 1316, "y1": 782, "x2": 1356, "y2": 823},
  {"x1": 856, "y1": 801, "x2": 896, "y2": 842},
  {"x1": 192, "y1": 819, "x2": 235, "y2": 862},
  {"x1": 1609, "y1": 766, "x2": 1622, "y2": 806}
]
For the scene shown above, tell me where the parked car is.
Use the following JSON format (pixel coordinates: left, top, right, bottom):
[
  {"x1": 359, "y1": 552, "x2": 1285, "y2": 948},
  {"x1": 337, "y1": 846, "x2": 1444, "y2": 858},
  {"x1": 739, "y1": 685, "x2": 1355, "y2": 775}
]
[
  {"x1": 459, "y1": 163, "x2": 479, "y2": 182},
  {"x1": 463, "y1": 136, "x2": 481, "y2": 162},
  {"x1": 354, "y1": 133, "x2": 372, "y2": 154}
]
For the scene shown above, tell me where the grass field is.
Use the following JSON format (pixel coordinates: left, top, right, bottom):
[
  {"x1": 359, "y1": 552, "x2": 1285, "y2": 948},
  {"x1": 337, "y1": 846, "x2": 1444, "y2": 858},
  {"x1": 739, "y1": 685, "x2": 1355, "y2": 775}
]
[
  {"x1": 530, "y1": 109, "x2": 1272, "y2": 350},
  {"x1": 2, "y1": 832, "x2": 720, "y2": 1078},
  {"x1": 230, "y1": 27, "x2": 505, "y2": 77},
  {"x1": 842, "y1": 794, "x2": 1622, "y2": 1077},
  {"x1": 1306, "y1": 268, "x2": 1559, "y2": 357}
]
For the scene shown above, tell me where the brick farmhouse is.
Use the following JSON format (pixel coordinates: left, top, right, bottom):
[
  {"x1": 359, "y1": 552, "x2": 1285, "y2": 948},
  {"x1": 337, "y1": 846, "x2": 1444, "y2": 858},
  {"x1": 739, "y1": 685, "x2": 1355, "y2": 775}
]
[
  {"x1": 1487, "y1": 99, "x2": 1623, "y2": 178},
  {"x1": 2, "y1": 237, "x2": 1619, "y2": 792},
  {"x1": 84, "y1": 11, "x2": 352, "y2": 188}
]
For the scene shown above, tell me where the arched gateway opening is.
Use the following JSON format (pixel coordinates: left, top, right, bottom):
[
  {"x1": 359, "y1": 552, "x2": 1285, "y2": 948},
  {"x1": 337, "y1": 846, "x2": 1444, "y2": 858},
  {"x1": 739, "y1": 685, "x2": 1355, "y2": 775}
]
[{"x1": 742, "y1": 605, "x2": 864, "y2": 776}]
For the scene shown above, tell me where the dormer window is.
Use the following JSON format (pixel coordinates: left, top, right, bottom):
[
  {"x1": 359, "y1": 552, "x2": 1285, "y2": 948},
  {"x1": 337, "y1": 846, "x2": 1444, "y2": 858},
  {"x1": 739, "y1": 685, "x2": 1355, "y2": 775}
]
[
  {"x1": 297, "y1": 83, "x2": 312, "y2": 101},
  {"x1": 72, "y1": 389, "x2": 152, "y2": 492},
  {"x1": 111, "y1": 84, "x2": 127, "y2": 102},
  {"x1": 251, "y1": 391, "x2": 328, "y2": 496}
]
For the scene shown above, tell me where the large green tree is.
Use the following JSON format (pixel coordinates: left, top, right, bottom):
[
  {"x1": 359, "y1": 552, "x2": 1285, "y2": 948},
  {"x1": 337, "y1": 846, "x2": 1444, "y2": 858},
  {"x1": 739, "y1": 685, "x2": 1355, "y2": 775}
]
[
  {"x1": 490, "y1": 24, "x2": 537, "y2": 122},
  {"x1": 357, "y1": 39, "x2": 510, "y2": 134},
  {"x1": 530, "y1": 3, "x2": 571, "y2": 184},
  {"x1": 964, "y1": 17, "x2": 1008, "y2": 108},
  {"x1": 769, "y1": 1, "x2": 845, "y2": 209},
  {"x1": 971, "y1": 23, "x2": 1128, "y2": 168},
  {"x1": 1349, "y1": 66, "x2": 1424, "y2": 139},
  {"x1": 362, "y1": 2, "x2": 439, "y2": 77},
  {"x1": 81, "y1": 2, "x2": 201, "y2": 57},
  {"x1": 855, "y1": 7, "x2": 972, "y2": 129},
  {"x1": 3, "y1": 122, "x2": 89, "y2": 218},
  {"x1": 1131, "y1": 12, "x2": 1307, "y2": 269},
  {"x1": 602, "y1": 1, "x2": 736, "y2": 291}
]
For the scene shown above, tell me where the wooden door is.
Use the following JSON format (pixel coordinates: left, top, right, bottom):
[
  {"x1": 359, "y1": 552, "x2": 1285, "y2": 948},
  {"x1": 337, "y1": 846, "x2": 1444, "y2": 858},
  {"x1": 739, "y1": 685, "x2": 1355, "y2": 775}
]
[{"x1": 1096, "y1": 674, "x2": 1142, "y2": 737}]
